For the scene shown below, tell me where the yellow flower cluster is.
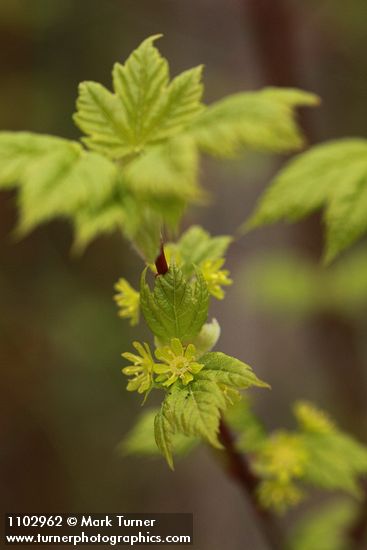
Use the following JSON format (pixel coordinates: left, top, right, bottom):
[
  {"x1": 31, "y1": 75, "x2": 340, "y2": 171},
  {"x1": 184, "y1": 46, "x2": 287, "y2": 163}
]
[
  {"x1": 294, "y1": 400, "x2": 335, "y2": 434},
  {"x1": 155, "y1": 338, "x2": 204, "y2": 386},
  {"x1": 200, "y1": 258, "x2": 232, "y2": 300},
  {"x1": 254, "y1": 432, "x2": 308, "y2": 513},
  {"x1": 121, "y1": 338, "x2": 204, "y2": 394},
  {"x1": 255, "y1": 432, "x2": 308, "y2": 483},
  {"x1": 257, "y1": 479, "x2": 304, "y2": 513},
  {"x1": 122, "y1": 342, "x2": 155, "y2": 394},
  {"x1": 114, "y1": 278, "x2": 140, "y2": 326}
]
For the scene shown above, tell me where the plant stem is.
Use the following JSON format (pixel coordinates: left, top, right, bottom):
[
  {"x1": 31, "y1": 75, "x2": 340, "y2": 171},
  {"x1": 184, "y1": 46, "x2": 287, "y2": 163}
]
[
  {"x1": 348, "y1": 477, "x2": 367, "y2": 549},
  {"x1": 219, "y1": 419, "x2": 284, "y2": 550}
]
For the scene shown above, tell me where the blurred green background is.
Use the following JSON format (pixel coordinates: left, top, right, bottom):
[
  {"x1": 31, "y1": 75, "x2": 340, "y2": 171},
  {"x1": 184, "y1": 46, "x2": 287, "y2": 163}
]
[{"x1": 1, "y1": 1, "x2": 367, "y2": 548}]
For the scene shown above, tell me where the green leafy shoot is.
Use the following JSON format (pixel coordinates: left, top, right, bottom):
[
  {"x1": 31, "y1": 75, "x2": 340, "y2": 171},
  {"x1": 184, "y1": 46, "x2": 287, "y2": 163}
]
[
  {"x1": 123, "y1": 135, "x2": 200, "y2": 202},
  {"x1": 0, "y1": 35, "x2": 318, "y2": 258},
  {"x1": 165, "y1": 226, "x2": 233, "y2": 300},
  {"x1": 296, "y1": 402, "x2": 367, "y2": 496},
  {"x1": 251, "y1": 400, "x2": 367, "y2": 513},
  {"x1": 246, "y1": 138, "x2": 367, "y2": 262},
  {"x1": 154, "y1": 351, "x2": 268, "y2": 468},
  {"x1": 0, "y1": 133, "x2": 117, "y2": 235},
  {"x1": 170, "y1": 225, "x2": 232, "y2": 274},
  {"x1": 140, "y1": 264, "x2": 209, "y2": 344},
  {"x1": 197, "y1": 352, "x2": 269, "y2": 392},
  {"x1": 289, "y1": 499, "x2": 358, "y2": 550},
  {"x1": 114, "y1": 226, "x2": 233, "y2": 331},
  {"x1": 74, "y1": 35, "x2": 204, "y2": 157},
  {"x1": 72, "y1": 201, "x2": 125, "y2": 253},
  {"x1": 190, "y1": 87, "x2": 319, "y2": 157}
]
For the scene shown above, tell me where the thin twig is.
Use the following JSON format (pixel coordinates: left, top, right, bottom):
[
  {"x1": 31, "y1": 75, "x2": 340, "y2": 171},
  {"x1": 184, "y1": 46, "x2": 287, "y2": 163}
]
[
  {"x1": 348, "y1": 477, "x2": 367, "y2": 549},
  {"x1": 219, "y1": 419, "x2": 284, "y2": 550}
]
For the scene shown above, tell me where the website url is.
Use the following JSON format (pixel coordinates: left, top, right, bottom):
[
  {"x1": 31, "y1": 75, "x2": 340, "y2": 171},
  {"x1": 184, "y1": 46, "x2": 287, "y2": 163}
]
[{"x1": 5, "y1": 531, "x2": 191, "y2": 546}]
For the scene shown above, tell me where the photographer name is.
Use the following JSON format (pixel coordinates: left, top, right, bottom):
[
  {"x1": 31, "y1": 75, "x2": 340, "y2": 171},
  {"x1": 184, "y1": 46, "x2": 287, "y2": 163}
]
[{"x1": 80, "y1": 515, "x2": 156, "y2": 528}]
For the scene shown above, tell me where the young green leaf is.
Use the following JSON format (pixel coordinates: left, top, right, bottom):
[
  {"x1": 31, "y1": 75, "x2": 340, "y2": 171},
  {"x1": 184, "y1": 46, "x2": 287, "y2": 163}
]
[
  {"x1": 246, "y1": 138, "x2": 367, "y2": 262},
  {"x1": 173, "y1": 225, "x2": 232, "y2": 276},
  {"x1": 122, "y1": 201, "x2": 162, "y2": 262},
  {"x1": 289, "y1": 499, "x2": 357, "y2": 550},
  {"x1": 0, "y1": 132, "x2": 80, "y2": 189},
  {"x1": 190, "y1": 88, "x2": 319, "y2": 157},
  {"x1": 301, "y1": 432, "x2": 367, "y2": 496},
  {"x1": 324, "y1": 157, "x2": 367, "y2": 263},
  {"x1": 120, "y1": 408, "x2": 197, "y2": 458},
  {"x1": 0, "y1": 39, "x2": 319, "y2": 257},
  {"x1": 75, "y1": 35, "x2": 204, "y2": 159},
  {"x1": 122, "y1": 408, "x2": 163, "y2": 456},
  {"x1": 165, "y1": 379, "x2": 227, "y2": 449},
  {"x1": 259, "y1": 87, "x2": 320, "y2": 108},
  {"x1": 197, "y1": 352, "x2": 270, "y2": 390},
  {"x1": 252, "y1": 401, "x2": 367, "y2": 512},
  {"x1": 74, "y1": 35, "x2": 168, "y2": 157},
  {"x1": 0, "y1": 132, "x2": 117, "y2": 235},
  {"x1": 124, "y1": 135, "x2": 199, "y2": 201},
  {"x1": 73, "y1": 187, "x2": 163, "y2": 260},
  {"x1": 154, "y1": 401, "x2": 175, "y2": 470},
  {"x1": 73, "y1": 81, "x2": 131, "y2": 159},
  {"x1": 112, "y1": 35, "x2": 169, "y2": 148},
  {"x1": 19, "y1": 149, "x2": 117, "y2": 235},
  {"x1": 154, "y1": 352, "x2": 269, "y2": 468},
  {"x1": 140, "y1": 265, "x2": 209, "y2": 343},
  {"x1": 151, "y1": 66, "x2": 204, "y2": 142},
  {"x1": 72, "y1": 202, "x2": 125, "y2": 252}
]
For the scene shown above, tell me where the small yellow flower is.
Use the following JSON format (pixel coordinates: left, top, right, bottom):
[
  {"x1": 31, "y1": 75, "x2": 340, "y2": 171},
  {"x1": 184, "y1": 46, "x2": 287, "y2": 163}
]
[
  {"x1": 122, "y1": 341, "x2": 155, "y2": 394},
  {"x1": 257, "y1": 479, "x2": 304, "y2": 513},
  {"x1": 200, "y1": 258, "x2": 232, "y2": 299},
  {"x1": 114, "y1": 278, "x2": 140, "y2": 326},
  {"x1": 294, "y1": 401, "x2": 335, "y2": 434},
  {"x1": 254, "y1": 433, "x2": 308, "y2": 484},
  {"x1": 154, "y1": 338, "x2": 204, "y2": 387}
]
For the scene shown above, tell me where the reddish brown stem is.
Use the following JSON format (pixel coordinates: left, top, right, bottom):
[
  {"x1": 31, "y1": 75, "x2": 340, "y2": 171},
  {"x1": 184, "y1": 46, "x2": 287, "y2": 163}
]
[
  {"x1": 219, "y1": 419, "x2": 284, "y2": 549},
  {"x1": 348, "y1": 477, "x2": 367, "y2": 548}
]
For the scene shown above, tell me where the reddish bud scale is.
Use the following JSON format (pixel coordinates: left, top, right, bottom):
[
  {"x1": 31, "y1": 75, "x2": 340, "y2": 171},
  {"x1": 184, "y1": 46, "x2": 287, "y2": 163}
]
[{"x1": 155, "y1": 243, "x2": 169, "y2": 276}]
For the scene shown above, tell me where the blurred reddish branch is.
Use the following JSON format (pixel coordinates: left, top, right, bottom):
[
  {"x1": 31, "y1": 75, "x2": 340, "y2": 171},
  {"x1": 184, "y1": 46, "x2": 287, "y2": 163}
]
[{"x1": 219, "y1": 420, "x2": 284, "y2": 550}]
